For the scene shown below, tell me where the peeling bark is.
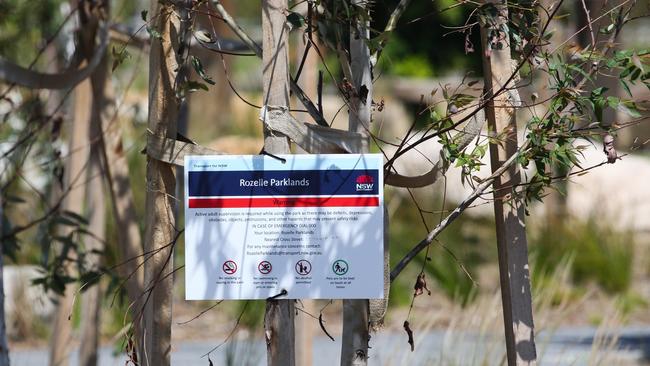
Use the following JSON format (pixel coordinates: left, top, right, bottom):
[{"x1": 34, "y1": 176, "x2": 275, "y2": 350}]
[{"x1": 142, "y1": 3, "x2": 179, "y2": 366}]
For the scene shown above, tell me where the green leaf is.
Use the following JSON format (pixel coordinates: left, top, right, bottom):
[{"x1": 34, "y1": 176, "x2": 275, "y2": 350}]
[
  {"x1": 617, "y1": 101, "x2": 642, "y2": 118},
  {"x1": 599, "y1": 23, "x2": 615, "y2": 34},
  {"x1": 517, "y1": 154, "x2": 530, "y2": 168},
  {"x1": 5, "y1": 195, "x2": 25, "y2": 204},
  {"x1": 190, "y1": 56, "x2": 215, "y2": 85},
  {"x1": 366, "y1": 32, "x2": 389, "y2": 55},
  {"x1": 594, "y1": 97, "x2": 605, "y2": 123},
  {"x1": 185, "y1": 81, "x2": 209, "y2": 92},
  {"x1": 620, "y1": 79, "x2": 632, "y2": 97},
  {"x1": 606, "y1": 59, "x2": 618, "y2": 68},
  {"x1": 52, "y1": 216, "x2": 81, "y2": 228},
  {"x1": 2, "y1": 235, "x2": 18, "y2": 262},
  {"x1": 111, "y1": 46, "x2": 131, "y2": 72},
  {"x1": 620, "y1": 64, "x2": 634, "y2": 78},
  {"x1": 146, "y1": 26, "x2": 162, "y2": 40},
  {"x1": 607, "y1": 96, "x2": 620, "y2": 109},
  {"x1": 79, "y1": 271, "x2": 102, "y2": 291},
  {"x1": 62, "y1": 210, "x2": 88, "y2": 225},
  {"x1": 449, "y1": 93, "x2": 476, "y2": 108},
  {"x1": 140, "y1": 10, "x2": 148, "y2": 22},
  {"x1": 430, "y1": 109, "x2": 442, "y2": 123},
  {"x1": 286, "y1": 11, "x2": 306, "y2": 29},
  {"x1": 591, "y1": 87, "x2": 608, "y2": 97},
  {"x1": 567, "y1": 150, "x2": 583, "y2": 168}
]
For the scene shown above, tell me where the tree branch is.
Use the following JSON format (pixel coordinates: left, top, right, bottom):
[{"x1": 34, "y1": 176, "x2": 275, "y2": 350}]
[
  {"x1": 371, "y1": 0, "x2": 413, "y2": 65},
  {"x1": 0, "y1": 23, "x2": 109, "y2": 90}
]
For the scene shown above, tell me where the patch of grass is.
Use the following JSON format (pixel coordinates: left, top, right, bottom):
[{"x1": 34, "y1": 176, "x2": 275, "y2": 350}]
[
  {"x1": 530, "y1": 218, "x2": 634, "y2": 294},
  {"x1": 616, "y1": 291, "x2": 649, "y2": 317},
  {"x1": 530, "y1": 254, "x2": 587, "y2": 308}
]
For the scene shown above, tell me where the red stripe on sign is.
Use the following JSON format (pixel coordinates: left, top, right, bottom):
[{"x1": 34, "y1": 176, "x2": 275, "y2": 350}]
[{"x1": 189, "y1": 196, "x2": 379, "y2": 208}]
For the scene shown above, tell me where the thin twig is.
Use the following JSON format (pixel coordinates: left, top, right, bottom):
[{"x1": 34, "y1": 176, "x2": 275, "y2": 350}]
[
  {"x1": 580, "y1": 0, "x2": 596, "y2": 47},
  {"x1": 201, "y1": 301, "x2": 250, "y2": 358},
  {"x1": 177, "y1": 301, "x2": 224, "y2": 325}
]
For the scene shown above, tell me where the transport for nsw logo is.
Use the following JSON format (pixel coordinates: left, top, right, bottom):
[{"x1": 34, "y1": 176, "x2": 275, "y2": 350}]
[{"x1": 355, "y1": 174, "x2": 374, "y2": 192}]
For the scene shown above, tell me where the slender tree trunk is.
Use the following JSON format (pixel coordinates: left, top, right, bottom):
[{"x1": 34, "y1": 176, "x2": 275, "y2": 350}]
[
  {"x1": 56, "y1": 1, "x2": 145, "y2": 363},
  {"x1": 261, "y1": 1, "x2": 295, "y2": 365},
  {"x1": 76, "y1": 4, "x2": 111, "y2": 363},
  {"x1": 31, "y1": 13, "x2": 66, "y2": 366},
  {"x1": 49, "y1": 77, "x2": 92, "y2": 366},
  {"x1": 142, "y1": 3, "x2": 180, "y2": 365},
  {"x1": 341, "y1": 1, "x2": 373, "y2": 365},
  {"x1": 479, "y1": 1, "x2": 537, "y2": 365},
  {"x1": 93, "y1": 34, "x2": 145, "y2": 366},
  {"x1": 79, "y1": 119, "x2": 106, "y2": 366},
  {"x1": 0, "y1": 197, "x2": 10, "y2": 365}
]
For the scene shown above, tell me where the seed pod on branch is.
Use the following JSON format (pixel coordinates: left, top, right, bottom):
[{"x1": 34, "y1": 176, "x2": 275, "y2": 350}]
[
  {"x1": 603, "y1": 134, "x2": 617, "y2": 163},
  {"x1": 403, "y1": 320, "x2": 414, "y2": 352},
  {"x1": 413, "y1": 273, "x2": 431, "y2": 297}
]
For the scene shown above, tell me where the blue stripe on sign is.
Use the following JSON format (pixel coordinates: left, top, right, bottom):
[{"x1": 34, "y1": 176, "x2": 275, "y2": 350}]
[{"x1": 188, "y1": 169, "x2": 379, "y2": 197}]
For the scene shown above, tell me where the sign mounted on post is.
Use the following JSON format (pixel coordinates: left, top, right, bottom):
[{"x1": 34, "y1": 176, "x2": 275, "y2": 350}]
[{"x1": 184, "y1": 154, "x2": 384, "y2": 300}]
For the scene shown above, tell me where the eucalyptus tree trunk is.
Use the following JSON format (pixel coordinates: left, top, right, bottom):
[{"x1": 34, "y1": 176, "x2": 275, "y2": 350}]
[
  {"x1": 261, "y1": 1, "x2": 295, "y2": 365},
  {"x1": 0, "y1": 197, "x2": 10, "y2": 366},
  {"x1": 75, "y1": 5, "x2": 109, "y2": 364},
  {"x1": 85, "y1": 0, "x2": 145, "y2": 358},
  {"x1": 142, "y1": 2, "x2": 180, "y2": 365},
  {"x1": 341, "y1": 1, "x2": 372, "y2": 365},
  {"x1": 79, "y1": 117, "x2": 105, "y2": 366},
  {"x1": 92, "y1": 37, "x2": 145, "y2": 366},
  {"x1": 479, "y1": 1, "x2": 537, "y2": 365},
  {"x1": 49, "y1": 77, "x2": 91, "y2": 366}
]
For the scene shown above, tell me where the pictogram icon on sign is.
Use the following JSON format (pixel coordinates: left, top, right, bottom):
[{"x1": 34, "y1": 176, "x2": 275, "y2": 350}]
[
  {"x1": 222, "y1": 260, "x2": 237, "y2": 275},
  {"x1": 332, "y1": 259, "x2": 348, "y2": 276},
  {"x1": 295, "y1": 260, "x2": 312, "y2": 276},
  {"x1": 258, "y1": 261, "x2": 272, "y2": 274}
]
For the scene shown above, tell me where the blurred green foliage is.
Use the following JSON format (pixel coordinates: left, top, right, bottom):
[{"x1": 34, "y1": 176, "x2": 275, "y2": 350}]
[
  {"x1": 372, "y1": 0, "x2": 481, "y2": 78},
  {"x1": 379, "y1": 38, "x2": 434, "y2": 78},
  {"x1": 616, "y1": 291, "x2": 648, "y2": 317},
  {"x1": 531, "y1": 218, "x2": 634, "y2": 294},
  {"x1": 0, "y1": 0, "x2": 64, "y2": 64},
  {"x1": 235, "y1": 300, "x2": 265, "y2": 331}
]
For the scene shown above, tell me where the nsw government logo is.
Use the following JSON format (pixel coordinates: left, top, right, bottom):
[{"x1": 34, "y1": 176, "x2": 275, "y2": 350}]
[{"x1": 355, "y1": 174, "x2": 374, "y2": 192}]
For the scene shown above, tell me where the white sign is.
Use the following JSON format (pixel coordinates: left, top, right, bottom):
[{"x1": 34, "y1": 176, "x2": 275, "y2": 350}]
[{"x1": 184, "y1": 154, "x2": 384, "y2": 300}]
